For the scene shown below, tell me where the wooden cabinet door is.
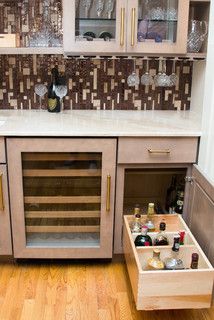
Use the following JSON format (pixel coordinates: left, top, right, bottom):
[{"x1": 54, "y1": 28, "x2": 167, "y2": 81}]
[
  {"x1": 63, "y1": 0, "x2": 127, "y2": 55},
  {"x1": 126, "y1": 0, "x2": 189, "y2": 54},
  {"x1": 188, "y1": 165, "x2": 214, "y2": 266},
  {"x1": 7, "y1": 138, "x2": 116, "y2": 259},
  {"x1": 0, "y1": 165, "x2": 12, "y2": 255}
]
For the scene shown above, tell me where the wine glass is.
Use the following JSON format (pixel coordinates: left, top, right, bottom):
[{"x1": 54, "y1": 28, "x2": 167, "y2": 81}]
[
  {"x1": 35, "y1": 84, "x2": 48, "y2": 109},
  {"x1": 127, "y1": 60, "x2": 140, "y2": 87},
  {"x1": 83, "y1": 0, "x2": 92, "y2": 18},
  {"x1": 169, "y1": 60, "x2": 178, "y2": 87},
  {"x1": 96, "y1": 0, "x2": 104, "y2": 17},
  {"x1": 106, "y1": 0, "x2": 114, "y2": 19},
  {"x1": 55, "y1": 85, "x2": 68, "y2": 110},
  {"x1": 141, "y1": 60, "x2": 153, "y2": 86},
  {"x1": 154, "y1": 60, "x2": 170, "y2": 87}
]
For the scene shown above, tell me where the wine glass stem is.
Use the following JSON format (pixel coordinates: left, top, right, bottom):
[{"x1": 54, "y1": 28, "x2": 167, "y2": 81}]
[
  {"x1": 39, "y1": 97, "x2": 42, "y2": 109},
  {"x1": 61, "y1": 98, "x2": 63, "y2": 110}
]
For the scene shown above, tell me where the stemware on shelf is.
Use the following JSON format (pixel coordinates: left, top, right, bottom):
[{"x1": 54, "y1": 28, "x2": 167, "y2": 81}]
[
  {"x1": 83, "y1": 0, "x2": 92, "y2": 18},
  {"x1": 105, "y1": 0, "x2": 114, "y2": 19},
  {"x1": 141, "y1": 60, "x2": 153, "y2": 86},
  {"x1": 187, "y1": 20, "x2": 208, "y2": 53},
  {"x1": 154, "y1": 60, "x2": 170, "y2": 87},
  {"x1": 55, "y1": 85, "x2": 68, "y2": 110},
  {"x1": 35, "y1": 84, "x2": 48, "y2": 109},
  {"x1": 96, "y1": 0, "x2": 104, "y2": 17},
  {"x1": 127, "y1": 60, "x2": 140, "y2": 87},
  {"x1": 169, "y1": 60, "x2": 178, "y2": 87}
]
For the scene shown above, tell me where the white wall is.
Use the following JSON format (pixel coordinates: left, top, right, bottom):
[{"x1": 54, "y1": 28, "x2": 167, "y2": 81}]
[{"x1": 198, "y1": 0, "x2": 214, "y2": 185}]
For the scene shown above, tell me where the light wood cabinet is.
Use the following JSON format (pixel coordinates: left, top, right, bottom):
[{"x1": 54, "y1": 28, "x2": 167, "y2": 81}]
[
  {"x1": 0, "y1": 165, "x2": 12, "y2": 255},
  {"x1": 63, "y1": 0, "x2": 193, "y2": 55},
  {"x1": 7, "y1": 138, "x2": 116, "y2": 259}
]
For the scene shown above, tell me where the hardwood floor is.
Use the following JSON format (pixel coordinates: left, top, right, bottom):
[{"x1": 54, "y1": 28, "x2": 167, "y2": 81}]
[{"x1": 0, "y1": 260, "x2": 213, "y2": 320}]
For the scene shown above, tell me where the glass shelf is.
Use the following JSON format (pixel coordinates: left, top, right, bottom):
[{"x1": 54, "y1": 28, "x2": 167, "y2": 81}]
[{"x1": 76, "y1": 18, "x2": 116, "y2": 21}]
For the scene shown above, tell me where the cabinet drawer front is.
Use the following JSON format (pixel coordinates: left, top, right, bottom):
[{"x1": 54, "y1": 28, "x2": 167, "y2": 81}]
[
  {"x1": 0, "y1": 138, "x2": 6, "y2": 163},
  {"x1": 118, "y1": 138, "x2": 198, "y2": 164},
  {"x1": 123, "y1": 215, "x2": 214, "y2": 310}
]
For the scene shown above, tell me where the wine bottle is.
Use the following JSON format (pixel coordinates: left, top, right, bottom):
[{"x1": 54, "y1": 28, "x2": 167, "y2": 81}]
[
  {"x1": 165, "y1": 176, "x2": 177, "y2": 212},
  {"x1": 48, "y1": 67, "x2": 61, "y2": 113}
]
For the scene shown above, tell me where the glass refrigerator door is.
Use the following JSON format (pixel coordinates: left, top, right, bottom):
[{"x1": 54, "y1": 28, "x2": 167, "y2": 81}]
[{"x1": 22, "y1": 152, "x2": 102, "y2": 248}]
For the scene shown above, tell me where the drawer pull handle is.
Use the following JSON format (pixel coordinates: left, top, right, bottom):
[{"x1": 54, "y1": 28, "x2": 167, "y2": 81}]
[
  {"x1": 106, "y1": 174, "x2": 111, "y2": 212},
  {"x1": 0, "y1": 174, "x2": 4, "y2": 210},
  {"x1": 148, "y1": 149, "x2": 171, "y2": 154},
  {"x1": 120, "y1": 8, "x2": 125, "y2": 46},
  {"x1": 131, "y1": 8, "x2": 136, "y2": 47}
]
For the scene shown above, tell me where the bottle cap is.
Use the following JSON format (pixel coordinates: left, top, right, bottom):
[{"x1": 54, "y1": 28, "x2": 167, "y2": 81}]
[
  {"x1": 135, "y1": 213, "x2": 141, "y2": 219},
  {"x1": 159, "y1": 222, "x2": 166, "y2": 231},
  {"x1": 148, "y1": 203, "x2": 154, "y2": 208}
]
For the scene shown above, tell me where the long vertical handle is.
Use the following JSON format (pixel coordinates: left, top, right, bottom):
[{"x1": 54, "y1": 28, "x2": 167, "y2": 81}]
[
  {"x1": 0, "y1": 174, "x2": 4, "y2": 210},
  {"x1": 106, "y1": 175, "x2": 111, "y2": 212},
  {"x1": 120, "y1": 8, "x2": 125, "y2": 46},
  {"x1": 131, "y1": 8, "x2": 136, "y2": 47}
]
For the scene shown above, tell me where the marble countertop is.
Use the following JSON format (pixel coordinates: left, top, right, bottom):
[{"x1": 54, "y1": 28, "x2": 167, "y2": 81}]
[{"x1": 0, "y1": 110, "x2": 202, "y2": 137}]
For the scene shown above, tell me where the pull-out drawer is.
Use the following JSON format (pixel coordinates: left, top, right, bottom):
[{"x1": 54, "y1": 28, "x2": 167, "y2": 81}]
[
  {"x1": 123, "y1": 215, "x2": 214, "y2": 310},
  {"x1": 0, "y1": 138, "x2": 6, "y2": 163},
  {"x1": 118, "y1": 137, "x2": 198, "y2": 164}
]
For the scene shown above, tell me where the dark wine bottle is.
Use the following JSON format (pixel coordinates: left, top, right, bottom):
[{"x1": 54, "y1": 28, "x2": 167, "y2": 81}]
[
  {"x1": 165, "y1": 176, "x2": 177, "y2": 212},
  {"x1": 48, "y1": 67, "x2": 61, "y2": 113}
]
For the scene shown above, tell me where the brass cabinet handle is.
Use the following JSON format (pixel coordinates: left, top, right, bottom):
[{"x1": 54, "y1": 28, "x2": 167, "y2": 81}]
[
  {"x1": 120, "y1": 8, "x2": 125, "y2": 47},
  {"x1": 106, "y1": 174, "x2": 111, "y2": 212},
  {"x1": 148, "y1": 149, "x2": 171, "y2": 154},
  {"x1": 0, "y1": 174, "x2": 4, "y2": 210},
  {"x1": 131, "y1": 8, "x2": 136, "y2": 47}
]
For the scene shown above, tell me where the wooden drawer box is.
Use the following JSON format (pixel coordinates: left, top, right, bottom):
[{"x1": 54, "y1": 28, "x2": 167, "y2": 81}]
[
  {"x1": 123, "y1": 215, "x2": 214, "y2": 310},
  {"x1": 118, "y1": 137, "x2": 198, "y2": 164},
  {"x1": 0, "y1": 138, "x2": 6, "y2": 163}
]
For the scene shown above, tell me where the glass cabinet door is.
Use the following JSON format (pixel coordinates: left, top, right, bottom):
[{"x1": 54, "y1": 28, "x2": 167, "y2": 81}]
[
  {"x1": 63, "y1": 0, "x2": 127, "y2": 54},
  {"x1": 22, "y1": 152, "x2": 102, "y2": 248},
  {"x1": 7, "y1": 138, "x2": 116, "y2": 259},
  {"x1": 127, "y1": 0, "x2": 189, "y2": 54}
]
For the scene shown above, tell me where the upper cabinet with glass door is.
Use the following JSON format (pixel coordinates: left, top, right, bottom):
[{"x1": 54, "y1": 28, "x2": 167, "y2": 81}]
[
  {"x1": 127, "y1": 0, "x2": 190, "y2": 54},
  {"x1": 63, "y1": 0, "x2": 127, "y2": 54}
]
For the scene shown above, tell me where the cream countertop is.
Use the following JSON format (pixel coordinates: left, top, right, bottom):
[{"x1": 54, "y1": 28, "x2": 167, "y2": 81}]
[{"x1": 0, "y1": 110, "x2": 202, "y2": 137}]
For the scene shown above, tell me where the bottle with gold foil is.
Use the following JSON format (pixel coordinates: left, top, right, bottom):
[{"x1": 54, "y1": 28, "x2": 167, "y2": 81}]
[
  {"x1": 146, "y1": 249, "x2": 165, "y2": 270},
  {"x1": 147, "y1": 203, "x2": 155, "y2": 221},
  {"x1": 48, "y1": 67, "x2": 61, "y2": 113}
]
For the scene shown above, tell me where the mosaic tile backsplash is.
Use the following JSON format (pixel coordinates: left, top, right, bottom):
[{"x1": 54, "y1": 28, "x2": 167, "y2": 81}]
[{"x1": 0, "y1": 55, "x2": 192, "y2": 110}]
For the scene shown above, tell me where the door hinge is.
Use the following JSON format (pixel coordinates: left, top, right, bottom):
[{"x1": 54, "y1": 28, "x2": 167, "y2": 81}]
[{"x1": 185, "y1": 176, "x2": 194, "y2": 184}]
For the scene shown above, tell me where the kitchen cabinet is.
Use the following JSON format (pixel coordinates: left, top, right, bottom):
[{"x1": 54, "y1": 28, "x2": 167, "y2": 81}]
[
  {"x1": 114, "y1": 137, "x2": 214, "y2": 310},
  {"x1": 114, "y1": 136, "x2": 198, "y2": 253},
  {"x1": 7, "y1": 138, "x2": 116, "y2": 259},
  {"x1": 0, "y1": 138, "x2": 13, "y2": 256},
  {"x1": 0, "y1": 165, "x2": 13, "y2": 255},
  {"x1": 63, "y1": 0, "x2": 127, "y2": 55},
  {"x1": 63, "y1": 0, "x2": 202, "y2": 56}
]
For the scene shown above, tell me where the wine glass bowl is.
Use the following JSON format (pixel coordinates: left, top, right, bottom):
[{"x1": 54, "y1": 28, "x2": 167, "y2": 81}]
[
  {"x1": 96, "y1": 0, "x2": 104, "y2": 17},
  {"x1": 106, "y1": 0, "x2": 114, "y2": 19},
  {"x1": 141, "y1": 60, "x2": 153, "y2": 86},
  {"x1": 35, "y1": 84, "x2": 48, "y2": 108},
  {"x1": 83, "y1": 0, "x2": 92, "y2": 18},
  {"x1": 55, "y1": 85, "x2": 68, "y2": 110},
  {"x1": 127, "y1": 72, "x2": 140, "y2": 87}
]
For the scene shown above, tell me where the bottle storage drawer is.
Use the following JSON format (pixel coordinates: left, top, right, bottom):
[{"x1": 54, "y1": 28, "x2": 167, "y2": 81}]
[
  {"x1": 118, "y1": 137, "x2": 198, "y2": 164},
  {"x1": 123, "y1": 215, "x2": 214, "y2": 310},
  {"x1": 0, "y1": 138, "x2": 6, "y2": 163}
]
